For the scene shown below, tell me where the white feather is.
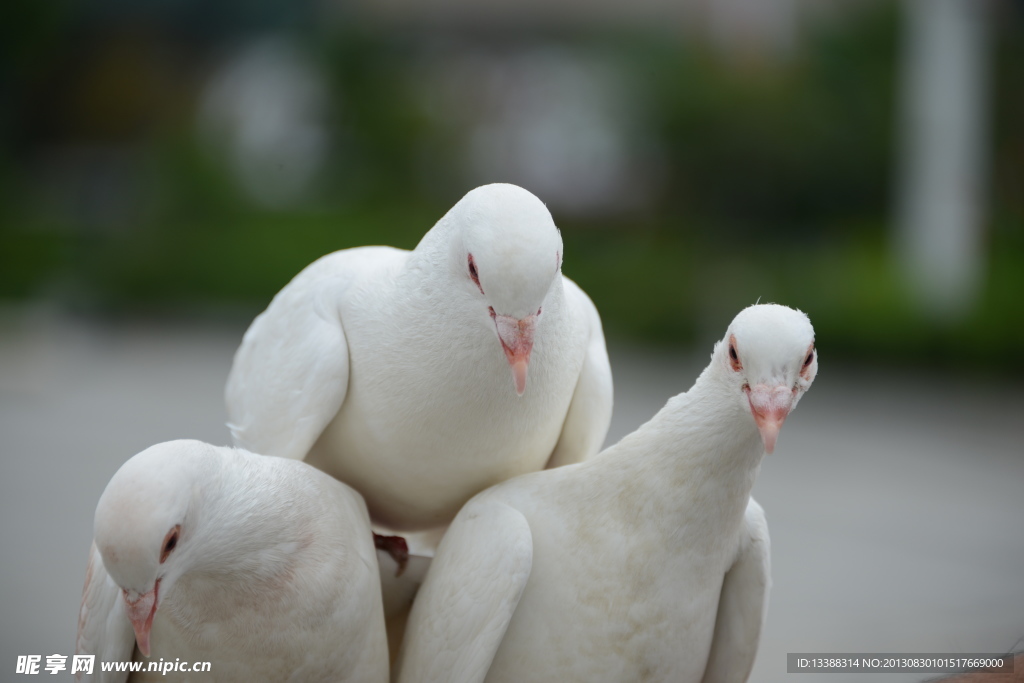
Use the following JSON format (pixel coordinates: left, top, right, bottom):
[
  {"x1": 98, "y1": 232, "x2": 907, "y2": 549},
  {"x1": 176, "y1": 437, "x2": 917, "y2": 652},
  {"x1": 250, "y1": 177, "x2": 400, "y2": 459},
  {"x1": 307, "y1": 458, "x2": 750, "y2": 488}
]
[
  {"x1": 396, "y1": 304, "x2": 816, "y2": 683},
  {"x1": 225, "y1": 183, "x2": 613, "y2": 532},
  {"x1": 75, "y1": 440, "x2": 388, "y2": 683}
]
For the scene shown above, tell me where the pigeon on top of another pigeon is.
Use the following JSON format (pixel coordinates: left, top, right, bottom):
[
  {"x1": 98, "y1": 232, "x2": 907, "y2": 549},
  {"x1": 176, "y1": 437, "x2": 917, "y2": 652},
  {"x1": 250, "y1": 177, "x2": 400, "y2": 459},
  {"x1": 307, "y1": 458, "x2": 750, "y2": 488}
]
[{"x1": 225, "y1": 183, "x2": 613, "y2": 533}]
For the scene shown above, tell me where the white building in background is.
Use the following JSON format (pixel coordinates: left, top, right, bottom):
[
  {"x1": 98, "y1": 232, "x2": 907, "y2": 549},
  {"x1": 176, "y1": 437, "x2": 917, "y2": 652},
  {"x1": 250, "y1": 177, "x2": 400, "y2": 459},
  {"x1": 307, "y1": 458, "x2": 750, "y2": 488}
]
[
  {"x1": 329, "y1": 0, "x2": 895, "y2": 219},
  {"x1": 414, "y1": 48, "x2": 661, "y2": 217},
  {"x1": 197, "y1": 38, "x2": 331, "y2": 209}
]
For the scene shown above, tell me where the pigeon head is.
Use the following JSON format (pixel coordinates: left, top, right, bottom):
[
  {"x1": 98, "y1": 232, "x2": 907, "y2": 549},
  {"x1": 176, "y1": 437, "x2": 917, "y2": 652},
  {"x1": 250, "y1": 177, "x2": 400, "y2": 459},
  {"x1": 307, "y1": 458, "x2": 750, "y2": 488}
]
[
  {"x1": 714, "y1": 304, "x2": 817, "y2": 454},
  {"x1": 94, "y1": 440, "x2": 214, "y2": 656},
  {"x1": 451, "y1": 183, "x2": 564, "y2": 396}
]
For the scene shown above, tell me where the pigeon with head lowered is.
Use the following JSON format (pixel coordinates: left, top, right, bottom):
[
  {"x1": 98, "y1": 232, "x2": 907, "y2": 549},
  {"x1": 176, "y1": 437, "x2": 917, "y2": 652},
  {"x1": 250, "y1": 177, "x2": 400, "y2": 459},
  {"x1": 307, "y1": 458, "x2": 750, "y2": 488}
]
[
  {"x1": 395, "y1": 303, "x2": 817, "y2": 683},
  {"x1": 225, "y1": 183, "x2": 613, "y2": 534},
  {"x1": 75, "y1": 440, "x2": 389, "y2": 683}
]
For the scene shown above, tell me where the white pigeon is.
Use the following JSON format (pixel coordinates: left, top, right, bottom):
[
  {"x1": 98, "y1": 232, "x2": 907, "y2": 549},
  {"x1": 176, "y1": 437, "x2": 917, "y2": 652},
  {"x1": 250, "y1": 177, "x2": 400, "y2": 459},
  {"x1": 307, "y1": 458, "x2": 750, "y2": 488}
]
[
  {"x1": 75, "y1": 440, "x2": 389, "y2": 683},
  {"x1": 395, "y1": 303, "x2": 818, "y2": 683},
  {"x1": 225, "y1": 183, "x2": 613, "y2": 533}
]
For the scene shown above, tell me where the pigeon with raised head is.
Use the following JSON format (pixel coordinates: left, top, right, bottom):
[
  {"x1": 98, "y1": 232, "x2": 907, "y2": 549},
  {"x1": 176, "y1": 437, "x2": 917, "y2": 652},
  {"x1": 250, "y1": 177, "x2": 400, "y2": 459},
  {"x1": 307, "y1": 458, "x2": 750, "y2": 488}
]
[
  {"x1": 396, "y1": 304, "x2": 817, "y2": 683},
  {"x1": 225, "y1": 183, "x2": 613, "y2": 533},
  {"x1": 75, "y1": 440, "x2": 389, "y2": 683}
]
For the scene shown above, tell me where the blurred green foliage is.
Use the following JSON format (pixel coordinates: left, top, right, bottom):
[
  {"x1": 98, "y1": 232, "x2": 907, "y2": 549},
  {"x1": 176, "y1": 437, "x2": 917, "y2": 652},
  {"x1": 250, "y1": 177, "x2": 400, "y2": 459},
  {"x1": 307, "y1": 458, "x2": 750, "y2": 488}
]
[
  {"x1": 643, "y1": 11, "x2": 896, "y2": 240},
  {"x1": 1, "y1": 2, "x2": 1022, "y2": 372}
]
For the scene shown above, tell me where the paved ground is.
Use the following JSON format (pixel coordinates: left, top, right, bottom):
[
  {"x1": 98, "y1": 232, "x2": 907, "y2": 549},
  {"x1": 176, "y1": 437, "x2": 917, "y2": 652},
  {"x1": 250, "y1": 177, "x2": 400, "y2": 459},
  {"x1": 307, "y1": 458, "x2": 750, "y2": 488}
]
[{"x1": 2, "y1": 308, "x2": 1021, "y2": 681}]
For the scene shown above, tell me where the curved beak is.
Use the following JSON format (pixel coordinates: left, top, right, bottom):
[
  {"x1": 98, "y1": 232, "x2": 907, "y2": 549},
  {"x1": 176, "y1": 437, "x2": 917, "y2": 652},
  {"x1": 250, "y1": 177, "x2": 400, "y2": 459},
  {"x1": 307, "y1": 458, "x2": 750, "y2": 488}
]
[
  {"x1": 746, "y1": 384, "x2": 795, "y2": 454},
  {"x1": 123, "y1": 581, "x2": 160, "y2": 657},
  {"x1": 491, "y1": 311, "x2": 538, "y2": 396}
]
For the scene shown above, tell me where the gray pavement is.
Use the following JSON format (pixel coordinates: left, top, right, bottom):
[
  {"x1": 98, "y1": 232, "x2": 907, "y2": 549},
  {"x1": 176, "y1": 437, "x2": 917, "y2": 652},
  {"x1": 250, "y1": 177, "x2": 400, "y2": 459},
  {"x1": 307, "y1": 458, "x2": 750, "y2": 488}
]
[{"x1": 1, "y1": 309, "x2": 1021, "y2": 681}]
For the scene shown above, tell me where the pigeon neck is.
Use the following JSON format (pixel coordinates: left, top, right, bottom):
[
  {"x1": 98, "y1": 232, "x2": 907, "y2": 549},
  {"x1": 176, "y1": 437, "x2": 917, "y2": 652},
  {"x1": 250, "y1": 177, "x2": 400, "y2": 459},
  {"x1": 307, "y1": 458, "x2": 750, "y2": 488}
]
[
  {"x1": 399, "y1": 217, "x2": 460, "y2": 305},
  {"x1": 409, "y1": 210, "x2": 458, "y2": 268},
  {"x1": 604, "y1": 369, "x2": 764, "y2": 537}
]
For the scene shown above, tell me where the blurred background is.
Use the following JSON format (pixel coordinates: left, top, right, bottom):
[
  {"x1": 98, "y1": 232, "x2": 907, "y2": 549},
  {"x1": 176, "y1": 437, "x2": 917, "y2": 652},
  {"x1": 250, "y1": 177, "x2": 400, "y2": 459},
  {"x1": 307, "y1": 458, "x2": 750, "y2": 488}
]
[
  {"x1": 1, "y1": 0, "x2": 1022, "y2": 680},
  {"x1": 2, "y1": 0, "x2": 1022, "y2": 360}
]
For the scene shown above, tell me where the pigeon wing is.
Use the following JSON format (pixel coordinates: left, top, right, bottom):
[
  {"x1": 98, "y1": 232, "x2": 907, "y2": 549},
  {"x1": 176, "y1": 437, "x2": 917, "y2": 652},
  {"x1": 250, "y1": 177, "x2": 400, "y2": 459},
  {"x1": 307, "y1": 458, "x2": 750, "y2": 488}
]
[
  {"x1": 225, "y1": 246, "x2": 402, "y2": 460},
  {"x1": 701, "y1": 498, "x2": 771, "y2": 683},
  {"x1": 545, "y1": 276, "x2": 614, "y2": 469},
  {"x1": 75, "y1": 543, "x2": 135, "y2": 683},
  {"x1": 396, "y1": 498, "x2": 533, "y2": 683}
]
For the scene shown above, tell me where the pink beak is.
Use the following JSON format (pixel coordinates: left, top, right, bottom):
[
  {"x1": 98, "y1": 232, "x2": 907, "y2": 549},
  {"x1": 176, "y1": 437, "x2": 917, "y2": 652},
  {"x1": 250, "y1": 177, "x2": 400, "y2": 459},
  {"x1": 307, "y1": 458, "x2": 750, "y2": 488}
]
[
  {"x1": 746, "y1": 384, "x2": 795, "y2": 454},
  {"x1": 123, "y1": 581, "x2": 159, "y2": 657},
  {"x1": 491, "y1": 311, "x2": 537, "y2": 396}
]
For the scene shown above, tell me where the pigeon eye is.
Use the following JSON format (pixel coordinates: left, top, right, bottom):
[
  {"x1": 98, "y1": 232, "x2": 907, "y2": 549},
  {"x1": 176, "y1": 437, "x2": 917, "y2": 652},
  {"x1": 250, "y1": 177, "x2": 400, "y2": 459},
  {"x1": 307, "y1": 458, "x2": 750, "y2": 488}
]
[
  {"x1": 803, "y1": 349, "x2": 814, "y2": 368},
  {"x1": 467, "y1": 254, "x2": 483, "y2": 294},
  {"x1": 160, "y1": 525, "x2": 181, "y2": 564},
  {"x1": 727, "y1": 335, "x2": 742, "y2": 372}
]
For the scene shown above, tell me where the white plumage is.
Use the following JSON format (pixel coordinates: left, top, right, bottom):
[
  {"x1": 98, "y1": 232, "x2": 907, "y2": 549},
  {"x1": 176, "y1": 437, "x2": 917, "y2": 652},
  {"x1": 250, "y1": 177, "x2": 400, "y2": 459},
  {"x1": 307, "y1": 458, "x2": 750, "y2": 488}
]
[
  {"x1": 395, "y1": 304, "x2": 818, "y2": 683},
  {"x1": 225, "y1": 183, "x2": 613, "y2": 532},
  {"x1": 75, "y1": 440, "x2": 389, "y2": 683}
]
